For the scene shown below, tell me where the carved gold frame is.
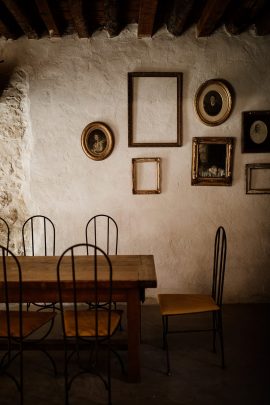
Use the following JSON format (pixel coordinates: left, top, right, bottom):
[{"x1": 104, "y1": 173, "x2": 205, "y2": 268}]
[
  {"x1": 81, "y1": 122, "x2": 114, "y2": 161},
  {"x1": 132, "y1": 158, "x2": 161, "y2": 194},
  {"x1": 192, "y1": 137, "x2": 234, "y2": 186},
  {"x1": 194, "y1": 79, "x2": 233, "y2": 126}
]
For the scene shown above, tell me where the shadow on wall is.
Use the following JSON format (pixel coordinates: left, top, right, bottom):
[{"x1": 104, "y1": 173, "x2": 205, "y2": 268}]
[{"x1": 0, "y1": 61, "x2": 16, "y2": 97}]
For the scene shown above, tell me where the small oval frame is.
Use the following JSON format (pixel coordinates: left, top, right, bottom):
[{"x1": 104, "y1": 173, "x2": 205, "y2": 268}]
[
  {"x1": 194, "y1": 79, "x2": 233, "y2": 126},
  {"x1": 81, "y1": 121, "x2": 114, "y2": 161}
]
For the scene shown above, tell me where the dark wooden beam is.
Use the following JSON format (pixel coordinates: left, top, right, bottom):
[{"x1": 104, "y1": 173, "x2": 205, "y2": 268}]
[
  {"x1": 197, "y1": 0, "x2": 232, "y2": 37},
  {"x1": 34, "y1": 0, "x2": 60, "y2": 37},
  {"x1": 225, "y1": 0, "x2": 267, "y2": 35},
  {"x1": 138, "y1": 0, "x2": 159, "y2": 38},
  {"x1": 1, "y1": 0, "x2": 38, "y2": 39},
  {"x1": 167, "y1": 0, "x2": 195, "y2": 36},
  {"x1": 254, "y1": 4, "x2": 270, "y2": 35},
  {"x1": 69, "y1": 0, "x2": 89, "y2": 38},
  {"x1": 0, "y1": 17, "x2": 17, "y2": 39},
  {"x1": 104, "y1": 0, "x2": 120, "y2": 37}
]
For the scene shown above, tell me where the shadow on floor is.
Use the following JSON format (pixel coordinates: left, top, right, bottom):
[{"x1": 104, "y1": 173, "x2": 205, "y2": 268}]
[{"x1": 0, "y1": 303, "x2": 269, "y2": 404}]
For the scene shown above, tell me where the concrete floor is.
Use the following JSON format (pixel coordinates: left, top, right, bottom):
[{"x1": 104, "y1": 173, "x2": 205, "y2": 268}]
[{"x1": 1, "y1": 303, "x2": 269, "y2": 405}]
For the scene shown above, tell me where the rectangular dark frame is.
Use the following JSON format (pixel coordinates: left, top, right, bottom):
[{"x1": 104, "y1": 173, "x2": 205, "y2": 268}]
[
  {"x1": 128, "y1": 72, "x2": 183, "y2": 147},
  {"x1": 242, "y1": 111, "x2": 270, "y2": 153},
  {"x1": 246, "y1": 163, "x2": 270, "y2": 194},
  {"x1": 191, "y1": 137, "x2": 234, "y2": 186}
]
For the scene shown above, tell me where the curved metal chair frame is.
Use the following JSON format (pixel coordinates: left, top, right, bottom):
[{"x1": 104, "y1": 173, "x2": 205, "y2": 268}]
[
  {"x1": 57, "y1": 243, "x2": 124, "y2": 405},
  {"x1": 22, "y1": 215, "x2": 57, "y2": 311},
  {"x1": 85, "y1": 214, "x2": 118, "y2": 256},
  {"x1": 0, "y1": 245, "x2": 56, "y2": 404},
  {"x1": 158, "y1": 226, "x2": 227, "y2": 375},
  {"x1": 0, "y1": 217, "x2": 10, "y2": 251}
]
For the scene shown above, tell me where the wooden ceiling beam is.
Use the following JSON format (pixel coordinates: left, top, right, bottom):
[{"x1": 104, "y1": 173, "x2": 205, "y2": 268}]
[
  {"x1": 255, "y1": 4, "x2": 270, "y2": 35},
  {"x1": 1, "y1": 0, "x2": 38, "y2": 39},
  {"x1": 69, "y1": 0, "x2": 89, "y2": 38},
  {"x1": 34, "y1": 0, "x2": 60, "y2": 37},
  {"x1": 104, "y1": 0, "x2": 120, "y2": 37},
  {"x1": 225, "y1": 0, "x2": 267, "y2": 35},
  {"x1": 197, "y1": 0, "x2": 232, "y2": 37},
  {"x1": 0, "y1": 17, "x2": 18, "y2": 39},
  {"x1": 138, "y1": 0, "x2": 159, "y2": 38},
  {"x1": 167, "y1": 0, "x2": 195, "y2": 36}
]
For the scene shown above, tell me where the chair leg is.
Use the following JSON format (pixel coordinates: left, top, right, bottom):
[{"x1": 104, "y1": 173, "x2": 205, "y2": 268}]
[
  {"x1": 218, "y1": 311, "x2": 225, "y2": 368},
  {"x1": 107, "y1": 345, "x2": 112, "y2": 405},
  {"x1": 212, "y1": 312, "x2": 217, "y2": 353},
  {"x1": 162, "y1": 316, "x2": 171, "y2": 376},
  {"x1": 20, "y1": 345, "x2": 24, "y2": 405}
]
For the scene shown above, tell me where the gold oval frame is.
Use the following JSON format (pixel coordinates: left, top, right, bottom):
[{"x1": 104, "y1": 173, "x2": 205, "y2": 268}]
[
  {"x1": 81, "y1": 122, "x2": 114, "y2": 161},
  {"x1": 194, "y1": 79, "x2": 233, "y2": 126}
]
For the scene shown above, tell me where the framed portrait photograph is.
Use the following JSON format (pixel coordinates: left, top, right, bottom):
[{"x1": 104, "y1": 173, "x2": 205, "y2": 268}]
[
  {"x1": 194, "y1": 79, "x2": 233, "y2": 126},
  {"x1": 192, "y1": 137, "x2": 234, "y2": 186},
  {"x1": 242, "y1": 111, "x2": 270, "y2": 153},
  {"x1": 81, "y1": 122, "x2": 114, "y2": 161},
  {"x1": 132, "y1": 158, "x2": 161, "y2": 194},
  {"x1": 246, "y1": 163, "x2": 270, "y2": 194},
  {"x1": 128, "y1": 72, "x2": 182, "y2": 147}
]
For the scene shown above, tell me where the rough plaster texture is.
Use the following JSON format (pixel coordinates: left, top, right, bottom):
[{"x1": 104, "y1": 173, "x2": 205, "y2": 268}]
[{"x1": 0, "y1": 25, "x2": 269, "y2": 302}]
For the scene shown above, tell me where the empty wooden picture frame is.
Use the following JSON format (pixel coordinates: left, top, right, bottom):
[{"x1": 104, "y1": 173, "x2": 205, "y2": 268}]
[
  {"x1": 246, "y1": 163, "x2": 270, "y2": 194},
  {"x1": 132, "y1": 158, "x2": 161, "y2": 194},
  {"x1": 128, "y1": 72, "x2": 182, "y2": 147},
  {"x1": 192, "y1": 137, "x2": 234, "y2": 186}
]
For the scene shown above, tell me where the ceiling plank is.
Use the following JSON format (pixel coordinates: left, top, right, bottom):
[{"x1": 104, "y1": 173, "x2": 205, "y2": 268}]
[
  {"x1": 167, "y1": 0, "x2": 195, "y2": 36},
  {"x1": 225, "y1": 0, "x2": 267, "y2": 35},
  {"x1": 104, "y1": 0, "x2": 120, "y2": 37},
  {"x1": 69, "y1": 0, "x2": 89, "y2": 38},
  {"x1": 138, "y1": 0, "x2": 159, "y2": 38},
  {"x1": 0, "y1": 17, "x2": 18, "y2": 39},
  {"x1": 197, "y1": 0, "x2": 232, "y2": 37},
  {"x1": 255, "y1": 4, "x2": 270, "y2": 35},
  {"x1": 1, "y1": 0, "x2": 38, "y2": 39},
  {"x1": 34, "y1": 0, "x2": 60, "y2": 37}
]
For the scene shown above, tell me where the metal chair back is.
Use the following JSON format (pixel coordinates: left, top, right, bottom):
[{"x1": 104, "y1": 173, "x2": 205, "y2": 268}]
[
  {"x1": 57, "y1": 243, "x2": 113, "y2": 341},
  {"x1": 85, "y1": 214, "x2": 118, "y2": 255},
  {"x1": 0, "y1": 217, "x2": 10, "y2": 251},
  {"x1": 212, "y1": 226, "x2": 227, "y2": 307},
  {"x1": 22, "y1": 215, "x2": 55, "y2": 256}
]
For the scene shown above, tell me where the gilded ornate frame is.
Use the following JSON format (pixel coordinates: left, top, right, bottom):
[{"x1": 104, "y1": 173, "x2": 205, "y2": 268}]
[
  {"x1": 192, "y1": 137, "x2": 234, "y2": 186},
  {"x1": 132, "y1": 158, "x2": 161, "y2": 194},
  {"x1": 81, "y1": 122, "x2": 114, "y2": 161}
]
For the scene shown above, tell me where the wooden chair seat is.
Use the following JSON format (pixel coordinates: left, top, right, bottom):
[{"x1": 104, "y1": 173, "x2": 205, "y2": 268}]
[
  {"x1": 158, "y1": 294, "x2": 219, "y2": 316},
  {"x1": 64, "y1": 309, "x2": 122, "y2": 337},
  {"x1": 0, "y1": 310, "x2": 56, "y2": 338}
]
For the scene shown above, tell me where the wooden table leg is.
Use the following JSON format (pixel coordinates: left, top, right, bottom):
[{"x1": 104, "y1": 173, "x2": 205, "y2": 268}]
[{"x1": 127, "y1": 288, "x2": 141, "y2": 382}]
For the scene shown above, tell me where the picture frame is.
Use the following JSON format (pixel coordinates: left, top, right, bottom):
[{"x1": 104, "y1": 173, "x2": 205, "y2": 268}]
[
  {"x1": 191, "y1": 137, "x2": 234, "y2": 186},
  {"x1": 132, "y1": 158, "x2": 161, "y2": 194},
  {"x1": 81, "y1": 122, "x2": 114, "y2": 161},
  {"x1": 128, "y1": 72, "x2": 182, "y2": 147},
  {"x1": 246, "y1": 163, "x2": 270, "y2": 194},
  {"x1": 242, "y1": 111, "x2": 270, "y2": 153},
  {"x1": 194, "y1": 79, "x2": 233, "y2": 126}
]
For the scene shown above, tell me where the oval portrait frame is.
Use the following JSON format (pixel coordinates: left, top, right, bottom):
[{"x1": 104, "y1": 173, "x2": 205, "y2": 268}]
[
  {"x1": 81, "y1": 122, "x2": 114, "y2": 161},
  {"x1": 194, "y1": 79, "x2": 233, "y2": 126}
]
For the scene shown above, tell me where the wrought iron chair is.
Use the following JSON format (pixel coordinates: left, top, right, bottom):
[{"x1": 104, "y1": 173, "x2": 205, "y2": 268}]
[
  {"x1": 0, "y1": 245, "x2": 56, "y2": 404},
  {"x1": 57, "y1": 243, "x2": 124, "y2": 405},
  {"x1": 0, "y1": 217, "x2": 10, "y2": 250},
  {"x1": 22, "y1": 215, "x2": 57, "y2": 311},
  {"x1": 158, "y1": 226, "x2": 227, "y2": 375},
  {"x1": 85, "y1": 215, "x2": 118, "y2": 311}
]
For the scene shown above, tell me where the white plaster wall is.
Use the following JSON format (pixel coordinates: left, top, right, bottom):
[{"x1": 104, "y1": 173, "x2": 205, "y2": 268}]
[{"x1": 0, "y1": 25, "x2": 269, "y2": 302}]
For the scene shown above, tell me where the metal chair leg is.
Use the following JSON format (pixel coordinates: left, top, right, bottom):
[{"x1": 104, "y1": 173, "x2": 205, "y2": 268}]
[
  {"x1": 162, "y1": 316, "x2": 171, "y2": 376},
  {"x1": 218, "y1": 311, "x2": 225, "y2": 368}
]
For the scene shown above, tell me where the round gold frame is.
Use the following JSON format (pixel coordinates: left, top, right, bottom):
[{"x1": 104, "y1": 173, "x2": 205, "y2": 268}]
[
  {"x1": 194, "y1": 79, "x2": 233, "y2": 126},
  {"x1": 81, "y1": 122, "x2": 114, "y2": 161}
]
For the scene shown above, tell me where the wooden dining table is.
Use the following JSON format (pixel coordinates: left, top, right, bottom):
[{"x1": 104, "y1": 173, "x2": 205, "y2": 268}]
[{"x1": 1, "y1": 254, "x2": 157, "y2": 382}]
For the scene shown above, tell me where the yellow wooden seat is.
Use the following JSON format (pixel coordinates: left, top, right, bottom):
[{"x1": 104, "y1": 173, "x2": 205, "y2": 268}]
[{"x1": 158, "y1": 226, "x2": 227, "y2": 375}]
